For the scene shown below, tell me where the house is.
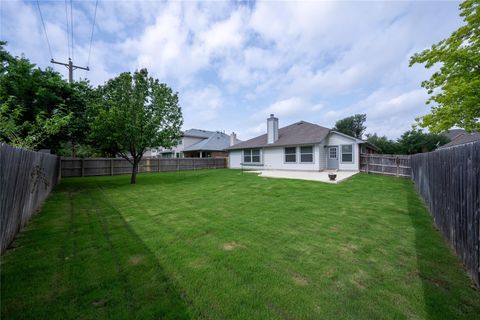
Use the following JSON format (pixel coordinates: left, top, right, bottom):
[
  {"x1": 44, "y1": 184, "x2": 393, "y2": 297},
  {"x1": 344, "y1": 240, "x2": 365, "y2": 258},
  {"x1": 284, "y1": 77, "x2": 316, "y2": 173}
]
[
  {"x1": 150, "y1": 129, "x2": 241, "y2": 158},
  {"x1": 438, "y1": 131, "x2": 480, "y2": 150},
  {"x1": 227, "y1": 114, "x2": 374, "y2": 171}
]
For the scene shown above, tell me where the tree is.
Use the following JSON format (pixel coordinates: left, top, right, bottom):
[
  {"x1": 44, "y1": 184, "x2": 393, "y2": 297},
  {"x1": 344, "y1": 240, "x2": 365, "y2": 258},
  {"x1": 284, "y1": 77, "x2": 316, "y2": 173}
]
[
  {"x1": 409, "y1": 0, "x2": 480, "y2": 133},
  {"x1": 0, "y1": 42, "x2": 72, "y2": 150},
  {"x1": 333, "y1": 114, "x2": 367, "y2": 139},
  {"x1": 397, "y1": 129, "x2": 449, "y2": 154},
  {"x1": 365, "y1": 133, "x2": 401, "y2": 154},
  {"x1": 90, "y1": 69, "x2": 182, "y2": 184}
]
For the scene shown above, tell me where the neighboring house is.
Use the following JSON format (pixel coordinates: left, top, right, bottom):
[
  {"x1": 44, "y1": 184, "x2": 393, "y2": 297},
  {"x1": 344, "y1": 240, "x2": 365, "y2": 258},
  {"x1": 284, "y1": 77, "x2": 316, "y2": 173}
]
[
  {"x1": 227, "y1": 114, "x2": 374, "y2": 171},
  {"x1": 442, "y1": 129, "x2": 467, "y2": 141},
  {"x1": 438, "y1": 131, "x2": 480, "y2": 150},
  {"x1": 150, "y1": 129, "x2": 241, "y2": 158}
]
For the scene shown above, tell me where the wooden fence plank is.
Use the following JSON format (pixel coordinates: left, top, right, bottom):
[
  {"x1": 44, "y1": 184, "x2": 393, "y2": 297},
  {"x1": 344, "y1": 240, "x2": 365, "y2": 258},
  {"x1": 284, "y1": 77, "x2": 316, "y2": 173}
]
[
  {"x1": 0, "y1": 144, "x2": 60, "y2": 253},
  {"x1": 60, "y1": 157, "x2": 227, "y2": 177},
  {"x1": 411, "y1": 141, "x2": 480, "y2": 287}
]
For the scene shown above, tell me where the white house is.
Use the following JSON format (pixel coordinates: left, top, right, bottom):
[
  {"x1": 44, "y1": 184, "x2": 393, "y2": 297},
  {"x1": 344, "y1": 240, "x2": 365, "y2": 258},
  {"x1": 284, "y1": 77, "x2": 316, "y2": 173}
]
[
  {"x1": 227, "y1": 114, "x2": 375, "y2": 171},
  {"x1": 149, "y1": 129, "x2": 241, "y2": 158}
]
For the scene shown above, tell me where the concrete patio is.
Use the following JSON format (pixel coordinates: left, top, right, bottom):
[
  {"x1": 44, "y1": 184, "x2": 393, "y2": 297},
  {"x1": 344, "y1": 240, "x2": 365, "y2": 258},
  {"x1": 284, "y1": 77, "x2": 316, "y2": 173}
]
[{"x1": 246, "y1": 170, "x2": 359, "y2": 184}]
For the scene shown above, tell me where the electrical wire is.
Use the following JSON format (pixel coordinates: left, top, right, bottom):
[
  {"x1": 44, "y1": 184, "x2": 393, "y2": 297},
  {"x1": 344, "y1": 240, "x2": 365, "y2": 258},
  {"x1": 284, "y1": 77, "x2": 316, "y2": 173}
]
[
  {"x1": 64, "y1": 0, "x2": 71, "y2": 59},
  {"x1": 36, "y1": 0, "x2": 54, "y2": 60},
  {"x1": 70, "y1": 0, "x2": 74, "y2": 61},
  {"x1": 85, "y1": 0, "x2": 99, "y2": 76}
]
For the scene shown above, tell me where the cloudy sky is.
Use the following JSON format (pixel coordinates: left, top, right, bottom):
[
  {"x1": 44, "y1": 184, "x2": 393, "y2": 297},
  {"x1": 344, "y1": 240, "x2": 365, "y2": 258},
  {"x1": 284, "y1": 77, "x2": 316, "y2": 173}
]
[{"x1": 1, "y1": 0, "x2": 463, "y2": 140}]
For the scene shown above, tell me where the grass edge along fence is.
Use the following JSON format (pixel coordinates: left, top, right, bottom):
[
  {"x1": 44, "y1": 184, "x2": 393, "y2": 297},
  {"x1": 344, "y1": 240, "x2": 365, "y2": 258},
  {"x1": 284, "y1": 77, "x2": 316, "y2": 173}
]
[
  {"x1": 60, "y1": 157, "x2": 227, "y2": 177},
  {"x1": 411, "y1": 141, "x2": 480, "y2": 287},
  {"x1": 0, "y1": 143, "x2": 60, "y2": 253}
]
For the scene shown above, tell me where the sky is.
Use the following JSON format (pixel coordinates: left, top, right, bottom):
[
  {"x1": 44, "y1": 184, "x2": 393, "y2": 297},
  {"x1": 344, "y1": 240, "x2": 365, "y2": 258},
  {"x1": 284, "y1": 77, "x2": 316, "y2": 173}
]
[{"x1": 0, "y1": 0, "x2": 463, "y2": 140}]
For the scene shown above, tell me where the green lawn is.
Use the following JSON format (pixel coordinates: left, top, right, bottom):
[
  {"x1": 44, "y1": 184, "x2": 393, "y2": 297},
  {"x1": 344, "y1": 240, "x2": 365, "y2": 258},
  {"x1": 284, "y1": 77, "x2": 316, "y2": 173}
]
[{"x1": 1, "y1": 169, "x2": 479, "y2": 319}]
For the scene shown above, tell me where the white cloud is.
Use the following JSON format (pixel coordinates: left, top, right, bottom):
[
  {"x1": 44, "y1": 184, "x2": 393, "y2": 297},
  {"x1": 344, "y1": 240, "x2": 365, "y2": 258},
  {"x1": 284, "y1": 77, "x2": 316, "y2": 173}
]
[
  {"x1": 1, "y1": 1, "x2": 463, "y2": 139},
  {"x1": 181, "y1": 85, "x2": 223, "y2": 129}
]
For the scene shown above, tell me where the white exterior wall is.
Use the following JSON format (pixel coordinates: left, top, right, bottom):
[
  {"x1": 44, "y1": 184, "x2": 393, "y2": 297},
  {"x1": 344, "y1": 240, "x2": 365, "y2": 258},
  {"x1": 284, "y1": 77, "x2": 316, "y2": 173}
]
[
  {"x1": 229, "y1": 145, "x2": 323, "y2": 171},
  {"x1": 325, "y1": 132, "x2": 360, "y2": 171},
  {"x1": 318, "y1": 142, "x2": 327, "y2": 170},
  {"x1": 229, "y1": 150, "x2": 243, "y2": 168}
]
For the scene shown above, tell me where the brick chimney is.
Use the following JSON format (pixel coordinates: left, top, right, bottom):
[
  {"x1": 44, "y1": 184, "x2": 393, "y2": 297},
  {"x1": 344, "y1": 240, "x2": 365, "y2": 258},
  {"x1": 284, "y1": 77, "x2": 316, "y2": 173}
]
[{"x1": 267, "y1": 114, "x2": 278, "y2": 144}]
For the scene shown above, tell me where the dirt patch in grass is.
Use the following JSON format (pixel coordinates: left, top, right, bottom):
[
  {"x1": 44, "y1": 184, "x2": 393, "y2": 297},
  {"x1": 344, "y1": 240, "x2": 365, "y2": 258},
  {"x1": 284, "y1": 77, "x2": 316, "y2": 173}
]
[
  {"x1": 223, "y1": 241, "x2": 245, "y2": 251},
  {"x1": 292, "y1": 273, "x2": 308, "y2": 286},
  {"x1": 190, "y1": 258, "x2": 207, "y2": 269},
  {"x1": 128, "y1": 255, "x2": 144, "y2": 266}
]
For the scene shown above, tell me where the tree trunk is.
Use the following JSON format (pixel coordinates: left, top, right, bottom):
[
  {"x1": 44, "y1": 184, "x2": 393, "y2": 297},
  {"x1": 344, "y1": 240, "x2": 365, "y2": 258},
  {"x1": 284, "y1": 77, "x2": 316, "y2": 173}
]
[
  {"x1": 71, "y1": 141, "x2": 76, "y2": 158},
  {"x1": 131, "y1": 161, "x2": 138, "y2": 184}
]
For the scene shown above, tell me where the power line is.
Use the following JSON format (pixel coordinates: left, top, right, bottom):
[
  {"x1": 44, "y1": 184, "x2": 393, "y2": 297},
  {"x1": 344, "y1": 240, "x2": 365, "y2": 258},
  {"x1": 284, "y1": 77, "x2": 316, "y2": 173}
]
[
  {"x1": 64, "y1": 0, "x2": 71, "y2": 59},
  {"x1": 86, "y1": 0, "x2": 99, "y2": 75},
  {"x1": 36, "y1": 0, "x2": 54, "y2": 60},
  {"x1": 70, "y1": 0, "x2": 74, "y2": 61}
]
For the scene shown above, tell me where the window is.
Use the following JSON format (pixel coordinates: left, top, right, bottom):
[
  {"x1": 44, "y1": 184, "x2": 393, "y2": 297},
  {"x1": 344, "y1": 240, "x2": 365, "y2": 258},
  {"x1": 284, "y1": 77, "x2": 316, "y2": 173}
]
[
  {"x1": 244, "y1": 149, "x2": 261, "y2": 163},
  {"x1": 284, "y1": 147, "x2": 297, "y2": 163},
  {"x1": 300, "y1": 146, "x2": 313, "y2": 163},
  {"x1": 341, "y1": 145, "x2": 353, "y2": 162},
  {"x1": 329, "y1": 147, "x2": 337, "y2": 159}
]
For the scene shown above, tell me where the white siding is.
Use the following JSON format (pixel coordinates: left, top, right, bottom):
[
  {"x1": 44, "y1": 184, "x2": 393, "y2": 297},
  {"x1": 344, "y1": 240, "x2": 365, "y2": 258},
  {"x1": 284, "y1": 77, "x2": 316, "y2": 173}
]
[
  {"x1": 229, "y1": 145, "x2": 322, "y2": 171},
  {"x1": 229, "y1": 150, "x2": 243, "y2": 168},
  {"x1": 318, "y1": 142, "x2": 326, "y2": 170},
  {"x1": 325, "y1": 132, "x2": 360, "y2": 171}
]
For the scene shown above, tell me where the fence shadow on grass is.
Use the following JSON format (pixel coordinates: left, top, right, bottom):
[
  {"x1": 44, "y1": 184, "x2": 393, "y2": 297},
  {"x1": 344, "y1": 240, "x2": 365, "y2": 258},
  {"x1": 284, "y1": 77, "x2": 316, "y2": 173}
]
[
  {"x1": 406, "y1": 184, "x2": 480, "y2": 320},
  {"x1": 1, "y1": 181, "x2": 192, "y2": 320}
]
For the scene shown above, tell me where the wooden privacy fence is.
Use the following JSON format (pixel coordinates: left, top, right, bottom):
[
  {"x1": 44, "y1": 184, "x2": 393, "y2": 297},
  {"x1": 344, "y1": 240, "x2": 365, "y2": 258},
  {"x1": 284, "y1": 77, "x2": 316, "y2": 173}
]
[
  {"x1": 360, "y1": 154, "x2": 411, "y2": 177},
  {"x1": 410, "y1": 141, "x2": 480, "y2": 287},
  {"x1": 0, "y1": 144, "x2": 60, "y2": 253},
  {"x1": 60, "y1": 157, "x2": 227, "y2": 177}
]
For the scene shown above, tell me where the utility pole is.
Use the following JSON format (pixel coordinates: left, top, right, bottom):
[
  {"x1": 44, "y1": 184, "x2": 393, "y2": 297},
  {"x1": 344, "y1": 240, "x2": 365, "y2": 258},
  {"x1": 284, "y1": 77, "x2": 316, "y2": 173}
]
[{"x1": 51, "y1": 58, "x2": 89, "y2": 83}]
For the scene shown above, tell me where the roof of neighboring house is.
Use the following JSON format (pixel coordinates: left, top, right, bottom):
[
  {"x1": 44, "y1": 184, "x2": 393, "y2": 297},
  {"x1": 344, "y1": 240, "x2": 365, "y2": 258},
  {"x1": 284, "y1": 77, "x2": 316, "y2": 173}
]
[
  {"x1": 438, "y1": 132, "x2": 480, "y2": 149},
  {"x1": 184, "y1": 132, "x2": 241, "y2": 151},
  {"x1": 442, "y1": 129, "x2": 467, "y2": 141},
  {"x1": 183, "y1": 129, "x2": 219, "y2": 138},
  {"x1": 227, "y1": 121, "x2": 331, "y2": 150}
]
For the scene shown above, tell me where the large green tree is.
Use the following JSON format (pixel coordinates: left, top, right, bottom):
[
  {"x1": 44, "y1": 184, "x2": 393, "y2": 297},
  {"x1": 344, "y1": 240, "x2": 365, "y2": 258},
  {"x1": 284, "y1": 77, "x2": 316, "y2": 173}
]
[
  {"x1": 409, "y1": 0, "x2": 480, "y2": 132},
  {"x1": 333, "y1": 114, "x2": 367, "y2": 139},
  {"x1": 90, "y1": 69, "x2": 182, "y2": 184},
  {"x1": 365, "y1": 133, "x2": 402, "y2": 154},
  {"x1": 397, "y1": 129, "x2": 449, "y2": 154},
  {"x1": 0, "y1": 42, "x2": 73, "y2": 150}
]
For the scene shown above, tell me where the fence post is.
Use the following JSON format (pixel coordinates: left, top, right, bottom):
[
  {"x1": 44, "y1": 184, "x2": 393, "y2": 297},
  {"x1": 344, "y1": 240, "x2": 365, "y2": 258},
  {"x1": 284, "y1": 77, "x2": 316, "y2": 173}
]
[
  {"x1": 177, "y1": 159, "x2": 179, "y2": 171},
  {"x1": 193, "y1": 158, "x2": 196, "y2": 170},
  {"x1": 81, "y1": 159, "x2": 85, "y2": 177},
  {"x1": 110, "y1": 159, "x2": 113, "y2": 176},
  {"x1": 157, "y1": 158, "x2": 160, "y2": 172},
  {"x1": 366, "y1": 155, "x2": 369, "y2": 174},
  {"x1": 396, "y1": 156, "x2": 399, "y2": 177}
]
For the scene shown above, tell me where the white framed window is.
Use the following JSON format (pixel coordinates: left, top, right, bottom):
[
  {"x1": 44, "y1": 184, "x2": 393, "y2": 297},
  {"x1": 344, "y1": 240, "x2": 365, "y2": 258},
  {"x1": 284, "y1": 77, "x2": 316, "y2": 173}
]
[
  {"x1": 329, "y1": 147, "x2": 337, "y2": 159},
  {"x1": 341, "y1": 145, "x2": 353, "y2": 163},
  {"x1": 284, "y1": 147, "x2": 297, "y2": 163},
  {"x1": 300, "y1": 146, "x2": 313, "y2": 163},
  {"x1": 244, "y1": 149, "x2": 261, "y2": 163}
]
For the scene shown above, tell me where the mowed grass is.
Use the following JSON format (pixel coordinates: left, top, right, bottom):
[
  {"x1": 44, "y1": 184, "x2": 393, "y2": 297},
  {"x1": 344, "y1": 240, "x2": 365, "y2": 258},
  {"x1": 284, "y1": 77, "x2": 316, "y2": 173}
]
[{"x1": 1, "y1": 170, "x2": 479, "y2": 319}]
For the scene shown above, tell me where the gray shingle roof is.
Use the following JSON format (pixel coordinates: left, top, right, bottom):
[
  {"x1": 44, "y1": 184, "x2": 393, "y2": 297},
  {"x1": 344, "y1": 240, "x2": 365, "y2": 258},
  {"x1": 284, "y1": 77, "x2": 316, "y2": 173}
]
[
  {"x1": 438, "y1": 132, "x2": 480, "y2": 149},
  {"x1": 183, "y1": 129, "x2": 218, "y2": 138},
  {"x1": 184, "y1": 132, "x2": 235, "y2": 151},
  {"x1": 442, "y1": 129, "x2": 467, "y2": 140},
  {"x1": 227, "y1": 121, "x2": 330, "y2": 150}
]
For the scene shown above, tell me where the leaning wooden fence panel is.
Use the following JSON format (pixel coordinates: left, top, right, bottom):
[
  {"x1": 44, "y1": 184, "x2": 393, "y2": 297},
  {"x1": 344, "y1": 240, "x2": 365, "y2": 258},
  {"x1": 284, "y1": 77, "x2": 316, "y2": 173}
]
[
  {"x1": 411, "y1": 141, "x2": 480, "y2": 287},
  {"x1": 360, "y1": 154, "x2": 411, "y2": 177},
  {"x1": 60, "y1": 157, "x2": 227, "y2": 177},
  {"x1": 0, "y1": 144, "x2": 60, "y2": 253}
]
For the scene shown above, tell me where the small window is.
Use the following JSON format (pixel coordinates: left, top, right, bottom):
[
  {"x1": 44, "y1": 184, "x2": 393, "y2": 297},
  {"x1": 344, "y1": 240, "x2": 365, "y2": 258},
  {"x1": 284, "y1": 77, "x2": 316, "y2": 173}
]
[
  {"x1": 284, "y1": 147, "x2": 297, "y2": 163},
  {"x1": 341, "y1": 145, "x2": 353, "y2": 163},
  {"x1": 329, "y1": 147, "x2": 337, "y2": 159},
  {"x1": 300, "y1": 146, "x2": 313, "y2": 163},
  {"x1": 244, "y1": 149, "x2": 261, "y2": 163}
]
